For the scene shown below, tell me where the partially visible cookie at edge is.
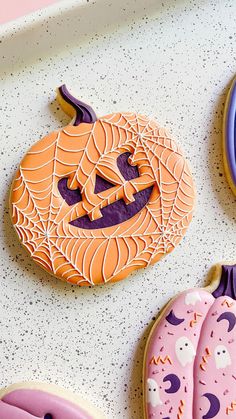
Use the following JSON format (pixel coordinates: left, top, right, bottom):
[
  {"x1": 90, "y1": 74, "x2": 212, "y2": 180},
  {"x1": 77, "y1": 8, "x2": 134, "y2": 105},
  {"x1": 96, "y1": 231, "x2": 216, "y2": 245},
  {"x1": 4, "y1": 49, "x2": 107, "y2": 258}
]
[{"x1": 0, "y1": 381, "x2": 104, "y2": 418}]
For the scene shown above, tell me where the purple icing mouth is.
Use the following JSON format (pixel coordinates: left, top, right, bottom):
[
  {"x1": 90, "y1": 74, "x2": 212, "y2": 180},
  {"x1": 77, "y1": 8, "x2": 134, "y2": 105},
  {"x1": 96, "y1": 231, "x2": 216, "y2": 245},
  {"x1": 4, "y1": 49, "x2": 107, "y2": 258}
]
[{"x1": 58, "y1": 152, "x2": 154, "y2": 229}]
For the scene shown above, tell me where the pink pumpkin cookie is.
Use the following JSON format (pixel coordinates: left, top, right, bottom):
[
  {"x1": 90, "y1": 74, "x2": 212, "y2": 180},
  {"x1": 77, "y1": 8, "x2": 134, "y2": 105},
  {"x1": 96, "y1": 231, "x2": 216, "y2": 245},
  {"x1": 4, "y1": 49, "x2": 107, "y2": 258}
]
[
  {"x1": 0, "y1": 382, "x2": 104, "y2": 419},
  {"x1": 144, "y1": 263, "x2": 236, "y2": 418}
]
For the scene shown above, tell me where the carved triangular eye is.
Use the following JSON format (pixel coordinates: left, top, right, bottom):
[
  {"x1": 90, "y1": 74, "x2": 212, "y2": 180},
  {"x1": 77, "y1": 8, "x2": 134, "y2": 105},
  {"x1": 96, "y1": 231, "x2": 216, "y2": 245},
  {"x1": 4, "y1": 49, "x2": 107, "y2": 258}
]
[
  {"x1": 117, "y1": 152, "x2": 139, "y2": 180},
  {"x1": 94, "y1": 175, "x2": 116, "y2": 193},
  {"x1": 94, "y1": 152, "x2": 139, "y2": 193}
]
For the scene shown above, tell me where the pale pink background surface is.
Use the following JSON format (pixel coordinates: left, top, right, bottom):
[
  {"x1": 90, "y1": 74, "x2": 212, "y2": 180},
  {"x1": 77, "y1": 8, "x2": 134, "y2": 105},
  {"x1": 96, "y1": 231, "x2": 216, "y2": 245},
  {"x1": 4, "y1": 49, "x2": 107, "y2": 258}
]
[{"x1": 0, "y1": 0, "x2": 60, "y2": 24}]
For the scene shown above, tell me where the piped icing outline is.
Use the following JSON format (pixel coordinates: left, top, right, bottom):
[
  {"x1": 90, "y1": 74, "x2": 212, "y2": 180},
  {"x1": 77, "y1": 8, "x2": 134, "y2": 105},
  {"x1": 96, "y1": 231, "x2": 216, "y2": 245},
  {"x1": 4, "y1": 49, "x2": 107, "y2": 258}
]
[
  {"x1": 143, "y1": 263, "x2": 236, "y2": 419},
  {"x1": 223, "y1": 77, "x2": 236, "y2": 193},
  {"x1": 10, "y1": 87, "x2": 195, "y2": 286}
]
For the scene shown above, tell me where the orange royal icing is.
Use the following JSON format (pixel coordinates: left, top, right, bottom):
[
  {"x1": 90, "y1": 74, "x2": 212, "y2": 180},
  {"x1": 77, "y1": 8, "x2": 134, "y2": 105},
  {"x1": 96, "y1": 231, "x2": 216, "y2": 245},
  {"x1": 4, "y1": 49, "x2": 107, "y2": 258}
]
[{"x1": 10, "y1": 106, "x2": 195, "y2": 285}]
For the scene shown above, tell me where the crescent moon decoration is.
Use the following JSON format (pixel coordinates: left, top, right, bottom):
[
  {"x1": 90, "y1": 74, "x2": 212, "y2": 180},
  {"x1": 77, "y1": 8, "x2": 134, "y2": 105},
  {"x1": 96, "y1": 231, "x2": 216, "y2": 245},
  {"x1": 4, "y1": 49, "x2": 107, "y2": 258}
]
[
  {"x1": 202, "y1": 393, "x2": 220, "y2": 419},
  {"x1": 165, "y1": 310, "x2": 185, "y2": 326},
  {"x1": 163, "y1": 374, "x2": 181, "y2": 394},
  {"x1": 217, "y1": 311, "x2": 236, "y2": 332}
]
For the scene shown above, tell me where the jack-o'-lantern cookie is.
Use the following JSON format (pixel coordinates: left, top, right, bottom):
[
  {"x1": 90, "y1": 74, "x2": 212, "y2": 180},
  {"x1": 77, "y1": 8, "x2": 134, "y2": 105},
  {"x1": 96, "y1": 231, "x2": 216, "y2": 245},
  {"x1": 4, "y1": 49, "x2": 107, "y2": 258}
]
[
  {"x1": 0, "y1": 381, "x2": 104, "y2": 418},
  {"x1": 223, "y1": 76, "x2": 236, "y2": 196},
  {"x1": 143, "y1": 263, "x2": 236, "y2": 419},
  {"x1": 10, "y1": 85, "x2": 195, "y2": 286}
]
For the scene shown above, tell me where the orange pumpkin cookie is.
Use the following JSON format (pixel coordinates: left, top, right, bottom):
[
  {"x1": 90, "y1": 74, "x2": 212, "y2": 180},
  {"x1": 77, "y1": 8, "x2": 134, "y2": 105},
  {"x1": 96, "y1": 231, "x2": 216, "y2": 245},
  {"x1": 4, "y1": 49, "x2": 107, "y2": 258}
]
[{"x1": 10, "y1": 85, "x2": 195, "y2": 286}]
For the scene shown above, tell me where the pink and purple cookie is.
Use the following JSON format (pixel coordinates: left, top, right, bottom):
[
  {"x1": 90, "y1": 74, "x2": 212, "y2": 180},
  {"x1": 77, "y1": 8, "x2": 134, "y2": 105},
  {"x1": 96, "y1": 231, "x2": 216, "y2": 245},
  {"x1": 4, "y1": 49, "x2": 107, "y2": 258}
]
[
  {"x1": 223, "y1": 76, "x2": 236, "y2": 195},
  {"x1": 0, "y1": 382, "x2": 104, "y2": 418},
  {"x1": 144, "y1": 263, "x2": 236, "y2": 418}
]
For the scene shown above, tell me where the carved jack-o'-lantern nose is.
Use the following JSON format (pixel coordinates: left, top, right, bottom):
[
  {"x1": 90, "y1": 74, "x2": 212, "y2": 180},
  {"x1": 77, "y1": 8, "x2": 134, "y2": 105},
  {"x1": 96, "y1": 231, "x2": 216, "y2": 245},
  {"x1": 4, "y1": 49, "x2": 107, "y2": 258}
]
[{"x1": 10, "y1": 85, "x2": 195, "y2": 286}]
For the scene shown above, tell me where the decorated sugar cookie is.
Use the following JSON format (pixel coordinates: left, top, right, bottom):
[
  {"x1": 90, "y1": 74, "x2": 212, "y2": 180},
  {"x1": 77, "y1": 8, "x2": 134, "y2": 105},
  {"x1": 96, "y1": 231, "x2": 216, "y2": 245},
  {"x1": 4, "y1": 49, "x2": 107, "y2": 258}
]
[
  {"x1": 10, "y1": 85, "x2": 195, "y2": 286},
  {"x1": 144, "y1": 263, "x2": 236, "y2": 418},
  {"x1": 0, "y1": 382, "x2": 104, "y2": 418},
  {"x1": 223, "y1": 77, "x2": 236, "y2": 195}
]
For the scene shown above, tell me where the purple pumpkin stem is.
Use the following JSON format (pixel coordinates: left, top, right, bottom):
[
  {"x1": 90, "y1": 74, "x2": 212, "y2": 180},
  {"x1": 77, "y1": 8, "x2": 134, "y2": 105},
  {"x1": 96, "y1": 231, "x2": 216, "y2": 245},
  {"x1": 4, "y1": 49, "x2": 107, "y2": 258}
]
[
  {"x1": 58, "y1": 84, "x2": 97, "y2": 126},
  {"x1": 213, "y1": 264, "x2": 236, "y2": 299}
]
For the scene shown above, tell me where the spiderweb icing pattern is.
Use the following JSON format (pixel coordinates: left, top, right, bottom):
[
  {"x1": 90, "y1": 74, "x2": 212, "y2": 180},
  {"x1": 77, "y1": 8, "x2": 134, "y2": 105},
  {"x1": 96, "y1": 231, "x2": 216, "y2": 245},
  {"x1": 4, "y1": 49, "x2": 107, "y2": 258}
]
[{"x1": 11, "y1": 113, "x2": 195, "y2": 285}]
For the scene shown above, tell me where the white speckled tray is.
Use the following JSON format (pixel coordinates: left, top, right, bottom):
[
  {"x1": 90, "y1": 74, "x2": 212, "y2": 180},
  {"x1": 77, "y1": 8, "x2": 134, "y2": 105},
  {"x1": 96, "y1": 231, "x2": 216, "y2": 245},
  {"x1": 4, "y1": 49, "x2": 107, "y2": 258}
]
[{"x1": 0, "y1": 1, "x2": 236, "y2": 417}]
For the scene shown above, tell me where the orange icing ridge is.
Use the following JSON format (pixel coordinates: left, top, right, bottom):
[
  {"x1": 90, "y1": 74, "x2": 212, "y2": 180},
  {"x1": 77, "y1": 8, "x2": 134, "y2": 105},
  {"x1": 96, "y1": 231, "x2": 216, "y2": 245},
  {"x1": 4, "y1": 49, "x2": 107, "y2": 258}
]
[{"x1": 10, "y1": 100, "x2": 195, "y2": 286}]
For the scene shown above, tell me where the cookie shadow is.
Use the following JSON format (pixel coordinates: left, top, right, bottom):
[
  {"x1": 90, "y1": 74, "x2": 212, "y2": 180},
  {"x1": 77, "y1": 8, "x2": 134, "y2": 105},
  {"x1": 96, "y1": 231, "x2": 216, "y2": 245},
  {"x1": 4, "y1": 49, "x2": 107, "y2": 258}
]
[{"x1": 208, "y1": 78, "x2": 236, "y2": 222}]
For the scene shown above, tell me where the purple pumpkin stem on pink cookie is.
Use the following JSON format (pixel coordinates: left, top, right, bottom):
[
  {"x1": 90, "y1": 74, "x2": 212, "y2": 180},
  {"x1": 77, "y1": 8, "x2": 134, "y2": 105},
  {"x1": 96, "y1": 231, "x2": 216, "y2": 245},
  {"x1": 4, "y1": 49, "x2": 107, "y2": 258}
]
[
  {"x1": 58, "y1": 84, "x2": 97, "y2": 126},
  {"x1": 213, "y1": 264, "x2": 236, "y2": 299}
]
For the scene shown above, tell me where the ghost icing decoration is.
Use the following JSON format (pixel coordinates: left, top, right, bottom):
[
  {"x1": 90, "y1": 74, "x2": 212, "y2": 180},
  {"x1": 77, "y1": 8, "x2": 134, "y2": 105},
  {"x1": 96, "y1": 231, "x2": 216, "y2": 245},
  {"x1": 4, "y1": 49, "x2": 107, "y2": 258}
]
[
  {"x1": 146, "y1": 378, "x2": 162, "y2": 407},
  {"x1": 185, "y1": 291, "x2": 201, "y2": 306},
  {"x1": 214, "y1": 345, "x2": 231, "y2": 369},
  {"x1": 175, "y1": 336, "x2": 196, "y2": 367},
  {"x1": 0, "y1": 382, "x2": 104, "y2": 419},
  {"x1": 10, "y1": 85, "x2": 195, "y2": 286},
  {"x1": 143, "y1": 263, "x2": 236, "y2": 419}
]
